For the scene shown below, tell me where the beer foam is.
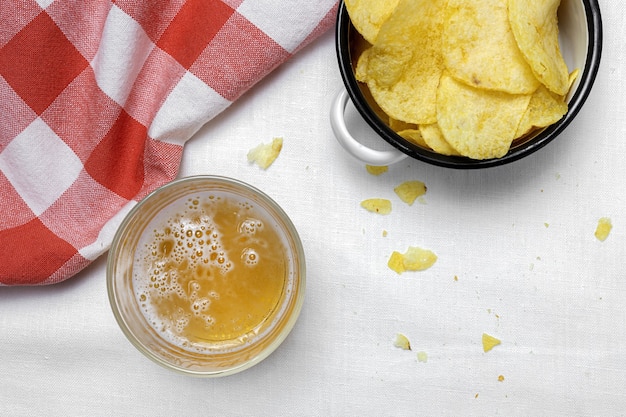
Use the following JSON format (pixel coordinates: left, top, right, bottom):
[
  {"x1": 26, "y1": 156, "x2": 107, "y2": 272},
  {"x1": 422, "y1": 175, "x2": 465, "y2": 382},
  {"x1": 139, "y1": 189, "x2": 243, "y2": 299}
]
[{"x1": 132, "y1": 191, "x2": 295, "y2": 354}]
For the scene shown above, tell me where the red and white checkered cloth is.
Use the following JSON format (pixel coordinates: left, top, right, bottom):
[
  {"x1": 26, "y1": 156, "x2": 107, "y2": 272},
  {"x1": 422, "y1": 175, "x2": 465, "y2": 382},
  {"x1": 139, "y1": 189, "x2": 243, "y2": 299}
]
[{"x1": 0, "y1": 0, "x2": 338, "y2": 285}]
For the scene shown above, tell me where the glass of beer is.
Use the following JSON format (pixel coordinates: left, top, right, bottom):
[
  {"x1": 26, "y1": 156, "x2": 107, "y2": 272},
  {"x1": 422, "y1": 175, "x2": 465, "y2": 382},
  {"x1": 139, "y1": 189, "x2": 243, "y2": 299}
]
[{"x1": 107, "y1": 176, "x2": 306, "y2": 377}]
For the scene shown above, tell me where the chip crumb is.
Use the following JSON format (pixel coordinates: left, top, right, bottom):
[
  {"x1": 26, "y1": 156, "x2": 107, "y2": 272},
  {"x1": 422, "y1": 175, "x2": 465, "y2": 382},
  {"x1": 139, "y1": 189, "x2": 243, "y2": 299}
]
[
  {"x1": 388, "y1": 246, "x2": 437, "y2": 274},
  {"x1": 247, "y1": 137, "x2": 283, "y2": 169},
  {"x1": 475, "y1": 393, "x2": 479, "y2": 399},
  {"x1": 366, "y1": 165, "x2": 389, "y2": 176},
  {"x1": 544, "y1": 222, "x2": 550, "y2": 228},
  {"x1": 482, "y1": 333, "x2": 501, "y2": 352},
  {"x1": 382, "y1": 230, "x2": 388, "y2": 237},
  {"x1": 595, "y1": 217, "x2": 612, "y2": 241},
  {"x1": 393, "y1": 333, "x2": 411, "y2": 350},
  {"x1": 394, "y1": 180, "x2": 427, "y2": 205},
  {"x1": 454, "y1": 275, "x2": 459, "y2": 281},
  {"x1": 387, "y1": 251, "x2": 406, "y2": 274},
  {"x1": 498, "y1": 375, "x2": 505, "y2": 382},
  {"x1": 417, "y1": 351, "x2": 428, "y2": 363},
  {"x1": 360, "y1": 198, "x2": 392, "y2": 215}
]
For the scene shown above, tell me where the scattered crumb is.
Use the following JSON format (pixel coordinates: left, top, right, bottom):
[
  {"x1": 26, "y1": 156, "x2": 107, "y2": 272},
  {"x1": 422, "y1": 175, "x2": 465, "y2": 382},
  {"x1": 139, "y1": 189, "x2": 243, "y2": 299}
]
[
  {"x1": 360, "y1": 198, "x2": 392, "y2": 215},
  {"x1": 454, "y1": 275, "x2": 459, "y2": 281},
  {"x1": 366, "y1": 165, "x2": 389, "y2": 175},
  {"x1": 393, "y1": 333, "x2": 411, "y2": 350},
  {"x1": 475, "y1": 393, "x2": 479, "y2": 399},
  {"x1": 498, "y1": 375, "x2": 505, "y2": 382},
  {"x1": 417, "y1": 351, "x2": 428, "y2": 363},
  {"x1": 382, "y1": 230, "x2": 388, "y2": 237},
  {"x1": 595, "y1": 217, "x2": 612, "y2": 241},
  {"x1": 544, "y1": 222, "x2": 549, "y2": 228},
  {"x1": 482, "y1": 333, "x2": 501, "y2": 352},
  {"x1": 247, "y1": 137, "x2": 283, "y2": 169},
  {"x1": 388, "y1": 246, "x2": 437, "y2": 274},
  {"x1": 394, "y1": 180, "x2": 427, "y2": 205}
]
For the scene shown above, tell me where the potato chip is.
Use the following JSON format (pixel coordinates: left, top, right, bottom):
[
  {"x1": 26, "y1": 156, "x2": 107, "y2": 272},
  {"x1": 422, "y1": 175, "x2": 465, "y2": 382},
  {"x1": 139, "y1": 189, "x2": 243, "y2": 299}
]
[
  {"x1": 595, "y1": 217, "x2": 612, "y2": 242},
  {"x1": 394, "y1": 180, "x2": 426, "y2": 205},
  {"x1": 364, "y1": 0, "x2": 446, "y2": 125},
  {"x1": 393, "y1": 333, "x2": 411, "y2": 350},
  {"x1": 401, "y1": 246, "x2": 437, "y2": 271},
  {"x1": 365, "y1": 164, "x2": 388, "y2": 175},
  {"x1": 388, "y1": 246, "x2": 437, "y2": 274},
  {"x1": 396, "y1": 129, "x2": 429, "y2": 149},
  {"x1": 360, "y1": 198, "x2": 392, "y2": 215},
  {"x1": 247, "y1": 137, "x2": 283, "y2": 169},
  {"x1": 568, "y1": 69, "x2": 580, "y2": 92},
  {"x1": 355, "y1": 47, "x2": 370, "y2": 83},
  {"x1": 482, "y1": 333, "x2": 501, "y2": 352},
  {"x1": 508, "y1": 0, "x2": 569, "y2": 95},
  {"x1": 388, "y1": 117, "x2": 416, "y2": 133},
  {"x1": 345, "y1": 0, "x2": 400, "y2": 44},
  {"x1": 387, "y1": 251, "x2": 406, "y2": 274},
  {"x1": 515, "y1": 85, "x2": 568, "y2": 137},
  {"x1": 419, "y1": 123, "x2": 460, "y2": 156},
  {"x1": 437, "y1": 74, "x2": 531, "y2": 159},
  {"x1": 443, "y1": 0, "x2": 540, "y2": 94},
  {"x1": 356, "y1": 55, "x2": 390, "y2": 125}
]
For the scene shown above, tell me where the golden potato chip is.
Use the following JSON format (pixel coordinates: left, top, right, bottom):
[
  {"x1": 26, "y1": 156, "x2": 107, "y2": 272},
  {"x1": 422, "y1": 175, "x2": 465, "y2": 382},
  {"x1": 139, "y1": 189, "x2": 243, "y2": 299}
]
[
  {"x1": 388, "y1": 246, "x2": 437, "y2": 274},
  {"x1": 419, "y1": 123, "x2": 460, "y2": 156},
  {"x1": 595, "y1": 217, "x2": 612, "y2": 242},
  {"x1": 443, "y1": 0, "x2": 540, "y2": 94},
  {"x1": 356, "y1": 59, "x2": 390, "y2": 125},
  {"x1": 345, "y1": 0, "x2": 400, "y2": 44},
  {"x1": 394, "y1": 180, "x2": 426, "y2": 205},
  {"x1": 515, "y1": 84, "x2": 568, "y2": 137},
  {"x1": 355, "y1": 47, "x2": 370, "y2": 83},
  {"x1": 393, "y1": 333, "x2": 411, "y2": 350},
  {"x1": 365, "y1": 164, "x2": 388, "y2": 175},
  {"x1": 396, "y1": 129, "x2": 429, "y2": 149},
  {"x1": 388, "y1": 117, "x2": 417, "y2": 132},
  {"x1": 508, "y1": 0, "x2": 569, "y2": 95},
  {"x1": 569, "y1": 69, "x2": 580, "y2": 86},
  {"x1": 437, "y1": 74, "x2": 531, "y2": 159},
  {"x1": 365, "y1": 0, "x2": 446, "y2": 125},
  {"x1": 247, "y1": 137, "x2": 283, "y2": 169},
  {"x1": 482, "y1": 333, "x2": 501, "y2": 352},
  {"x1": 387, "y1": 251, "x2": 406, "y2": 274},
  {"x1": 360, "y1": 198, "x2": 392, "y2": 214},
  {"x1": 401, "y1": 246, "x2": 437, "y2": 271},
  {"x1": 568, "y1": 68, "x2": 580, "y2": 94}
]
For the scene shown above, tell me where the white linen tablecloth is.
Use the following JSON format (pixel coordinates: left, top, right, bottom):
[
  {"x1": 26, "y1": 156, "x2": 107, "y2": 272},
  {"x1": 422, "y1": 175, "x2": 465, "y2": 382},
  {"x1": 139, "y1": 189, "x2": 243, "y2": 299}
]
[{"x1": 2, "y1": 1, "x2": 625, "y2": 415}]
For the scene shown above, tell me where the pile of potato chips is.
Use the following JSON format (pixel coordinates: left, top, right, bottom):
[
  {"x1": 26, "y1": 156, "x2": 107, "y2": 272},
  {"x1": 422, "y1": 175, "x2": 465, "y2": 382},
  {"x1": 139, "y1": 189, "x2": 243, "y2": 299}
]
[{"x1": 345, "y1": 0, "x2": 576, "y2": 160}]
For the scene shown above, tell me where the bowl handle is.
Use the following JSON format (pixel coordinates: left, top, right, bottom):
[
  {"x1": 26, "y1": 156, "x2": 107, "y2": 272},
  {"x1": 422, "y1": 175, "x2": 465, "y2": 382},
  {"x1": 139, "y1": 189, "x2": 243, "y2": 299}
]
[{"x1": 330, "y1": 89, "x2": 408, "y2": 166}]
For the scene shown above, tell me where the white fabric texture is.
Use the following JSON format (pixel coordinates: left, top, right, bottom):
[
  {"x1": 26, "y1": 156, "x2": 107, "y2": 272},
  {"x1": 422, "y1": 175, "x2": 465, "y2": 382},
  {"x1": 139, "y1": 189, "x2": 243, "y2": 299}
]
[{"x1": 1, "y1": 1, "x2": 625, "y2": 415}]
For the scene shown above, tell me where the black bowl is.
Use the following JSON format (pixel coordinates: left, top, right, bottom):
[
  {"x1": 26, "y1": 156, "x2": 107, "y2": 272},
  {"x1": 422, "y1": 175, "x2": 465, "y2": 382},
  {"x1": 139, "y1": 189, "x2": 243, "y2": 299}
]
[{"x1": 334, "y1": 0, "x2": 602, "y2": 169}]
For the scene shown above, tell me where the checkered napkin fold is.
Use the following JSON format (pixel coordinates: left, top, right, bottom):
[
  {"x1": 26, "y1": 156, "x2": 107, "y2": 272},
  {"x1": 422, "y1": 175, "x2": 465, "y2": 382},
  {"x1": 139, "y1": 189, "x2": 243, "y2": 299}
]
[{"x1": 0, "y1": 0, "x2": 338, "y2": 285}]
